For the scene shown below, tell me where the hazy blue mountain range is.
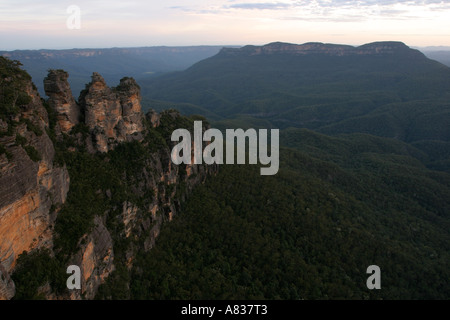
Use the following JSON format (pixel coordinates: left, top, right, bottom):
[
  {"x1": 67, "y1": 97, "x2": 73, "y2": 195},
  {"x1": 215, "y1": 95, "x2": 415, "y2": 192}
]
[
  {"x1": 124, "y1": 42, "x2": 450, "y2": 299},
  {"x1": 2, "y1": 43, "x2": 449, "y2": 98},
  {"x1": 138, "y1": 41, "x2": 450, "y2": 170},
  {"x1": 0, "y1": 46, "x2": 225, "y2": 96},
  {"x1": 422, "y1": 50, "x2": 450, "y2": 67}
]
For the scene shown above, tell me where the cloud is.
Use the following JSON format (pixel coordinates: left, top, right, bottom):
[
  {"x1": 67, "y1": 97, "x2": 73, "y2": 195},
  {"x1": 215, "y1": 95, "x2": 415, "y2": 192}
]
[
  {"x1": 265, "y1": 0, "x2": 450, "y2": 22},
  {"x1": 314, "y1": 0, "x2": 450, "y2": 7},
  {"x1": 227, "y1": 2, "x2": 292, "y2": 10},
  {"x1": 2, "y1": 0, "x2": 450, "y2": 49},
  {"x1": 169, "y1": 0, "x2": 450, "y2": 18}
]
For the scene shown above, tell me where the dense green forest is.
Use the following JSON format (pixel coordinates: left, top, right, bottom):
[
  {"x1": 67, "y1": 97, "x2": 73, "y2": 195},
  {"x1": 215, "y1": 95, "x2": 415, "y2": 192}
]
[
  {"x1": 140, "y1": 42, "x2": 450, "y2": 171},
  {"x1": 128, "y1": 144, "x2": 450, "y2": 299},
  {"x1": 6, "y1": 42, "x2": 450, "y2": 300}
]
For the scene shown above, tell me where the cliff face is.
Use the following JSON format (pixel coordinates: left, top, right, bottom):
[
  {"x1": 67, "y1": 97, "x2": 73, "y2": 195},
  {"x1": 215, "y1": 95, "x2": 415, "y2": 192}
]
[
  {"x1": 58, "y1": 77, "x2": 214, "y2": 300},
  {"x1": 69, "y1": 215, "x2": 115, "y2": 300},
  {"x1": 72, "y1": 138, "x2": 213, "y2": 300},
  {"x1": 44, "y1": 70, "x2": 79, "y2": 134},
  {"x1": 0, "y1": 62, "x2": 70, "y2": 300},
  {"x1": 0, "y1": 59, "x2": 216, "y2": 300}
]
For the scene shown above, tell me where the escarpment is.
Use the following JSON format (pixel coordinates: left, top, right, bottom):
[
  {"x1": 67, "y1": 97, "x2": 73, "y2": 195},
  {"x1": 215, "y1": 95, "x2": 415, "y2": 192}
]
[
  {"x1": 0, "y1": 59, "x2": 70, "y2": 300},
  {"x1": 219, "y1": 41, "x2": 424, "y2": 58},
  {"x1": 0, "y1": 58, "x2": 217, "y2": 300}
]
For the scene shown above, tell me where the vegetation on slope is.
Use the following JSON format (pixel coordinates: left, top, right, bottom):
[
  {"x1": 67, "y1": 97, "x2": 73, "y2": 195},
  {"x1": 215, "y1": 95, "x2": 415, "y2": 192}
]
[
  {"x1": 140, "y1": 43, "x2": 450, "y2": 168},
  {"x1": 130, "y1": 140, "x2": 450, "y2": 299}
]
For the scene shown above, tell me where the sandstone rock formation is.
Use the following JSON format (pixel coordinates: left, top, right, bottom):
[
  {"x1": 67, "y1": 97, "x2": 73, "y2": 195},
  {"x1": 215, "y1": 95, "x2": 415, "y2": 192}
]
[
  {"x1": 0, "y1": 74, "x2": 70, "y2": 299},
  {"x1": 0, "y1": 64, "x2": 217, "y2": 300},
  {"x1": 44, "y1": 69, "x2": 80, "y2": 134},
  {"x1": 116, "y1": 77, "x2": 144, "y2": 135},
  {"x1": 79, "y1": 73, "x2": 144, "y2": 152}
]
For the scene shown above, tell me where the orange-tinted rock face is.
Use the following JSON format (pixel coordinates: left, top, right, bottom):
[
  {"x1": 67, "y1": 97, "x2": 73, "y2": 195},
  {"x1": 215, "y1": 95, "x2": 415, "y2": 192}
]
[
  {"x1": 82, "y1": 241, "x2": 95, "y2": 282},
  {"x1": 0, "y1": 76, "x2": 70, "y2": 300},
  {"x1": 44, "y1": 70, "x2": 80, "y2": 134},
  {"x1": 1, "y1": 64, "x2": 217, "y2": 300},
  {"x1": 0, "y1": 190, "x2": 42, "y2": 269},
  {"x1": 80, "y1": 73, "x2": 144, "y2": 153},
  {"x1": 0, "y1": 147, "x2": 70, "y2": 274},
  {"x1": 69, "y1": 216, "x2": 115, "y2": 300}
]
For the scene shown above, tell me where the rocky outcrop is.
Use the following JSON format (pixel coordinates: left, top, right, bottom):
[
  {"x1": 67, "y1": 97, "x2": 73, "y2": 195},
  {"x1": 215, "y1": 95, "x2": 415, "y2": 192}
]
[
  {"x1": 44, "y1": 70, "x2": 146, "y2": 153},
  {"x1": 58, "y1": 111, "x2": 217, "y2": 300},
  {"x1": 116, "y1": 77, "x2": 144, "y2": 135},
  {"x1": 1, "y1": 62, "x2": 217, "y2": 300},
  {"x1": 79, "y1": 73, "x2": 144, "y2": 153},
  {"x1": 44, "y1": 69, "x2": 80, "y2": 134},
  {"x1": 0, "y1": 72, "x2": 70, "y2": 287}
]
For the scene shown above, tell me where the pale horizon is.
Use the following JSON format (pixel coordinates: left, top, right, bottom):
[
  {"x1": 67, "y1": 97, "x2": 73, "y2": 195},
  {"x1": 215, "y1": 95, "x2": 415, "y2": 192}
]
[
  {"x1": 3, "y1": 42, "x2": 450, "y2": 53},
  {"x1": 1, "y1": 0, "x2": 450, "y2": 51}
]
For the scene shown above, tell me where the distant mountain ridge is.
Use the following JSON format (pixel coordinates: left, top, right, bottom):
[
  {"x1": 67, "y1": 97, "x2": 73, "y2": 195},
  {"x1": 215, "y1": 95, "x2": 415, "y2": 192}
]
[
  {"x1": 0, "y1": 46, "x2": 225, "y2": 97},
  {"x1": 141, "y1": 40, "x2": 450, "y2": 171},
  {"x1": 422, "y1": 50, "x2": 450, "y2": 67},
  {"x1": 142, "y1": 40, "x2": 450, "y2": 120},
  {"x1": 1, "y1": 46, "x2": 224, "y2": 61},
  {"x1": 219, "y1": 41, "x2": 424, "y2": 58}
]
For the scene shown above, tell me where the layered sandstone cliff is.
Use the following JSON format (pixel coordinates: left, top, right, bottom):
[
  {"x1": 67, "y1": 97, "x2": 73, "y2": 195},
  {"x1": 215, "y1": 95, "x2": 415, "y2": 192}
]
[
  {"x1": 0, "y1": 69, "x2": 70, "y2": 300},
  {"x1": 0, "y1": 62, "x2": 216, "y2": 300}
]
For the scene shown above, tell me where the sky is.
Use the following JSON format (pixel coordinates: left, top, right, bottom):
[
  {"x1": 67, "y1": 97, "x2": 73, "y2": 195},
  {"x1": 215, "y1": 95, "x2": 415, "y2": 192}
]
[{"x1": 1, "y1": 0, "x2": 450, "y2": 50}]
